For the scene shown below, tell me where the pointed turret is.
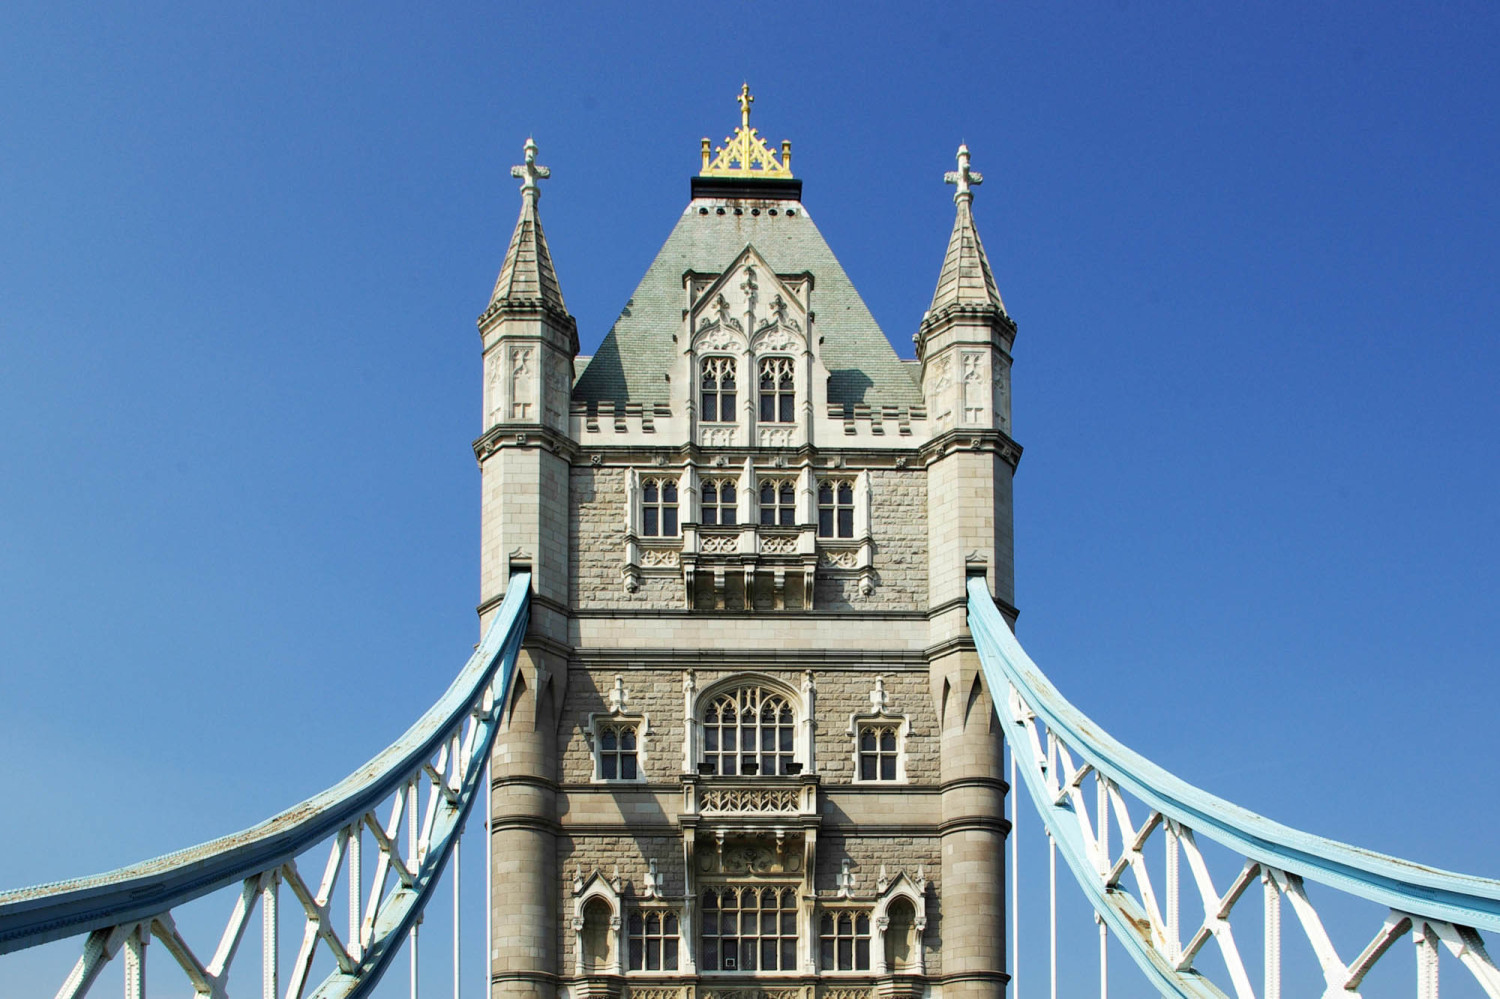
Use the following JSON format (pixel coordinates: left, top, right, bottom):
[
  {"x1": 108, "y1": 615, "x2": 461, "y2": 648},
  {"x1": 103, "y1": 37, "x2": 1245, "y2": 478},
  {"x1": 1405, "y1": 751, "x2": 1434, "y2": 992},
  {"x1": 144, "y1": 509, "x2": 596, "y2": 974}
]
[
  {"x1": 929, "y1": 145, "x2": 1004, "y2": 313},
  {"x1": 489, "y1": 137, "x2": 567, "y2": 312},
  {"x1": 916, "y1": 144, "x2": 1016, "y2": 436},
  {"x1": 477, "y1": 138, "x2": 578, "y2": 438}
]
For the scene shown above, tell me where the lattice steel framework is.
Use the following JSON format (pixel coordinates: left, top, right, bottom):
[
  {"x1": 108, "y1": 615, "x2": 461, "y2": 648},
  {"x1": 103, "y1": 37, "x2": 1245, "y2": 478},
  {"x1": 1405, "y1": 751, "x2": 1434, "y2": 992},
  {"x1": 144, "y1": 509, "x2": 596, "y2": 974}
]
[
  {"x1": 967, "y1": 576, "x2": 1500, "y2": 999},
  {"x1": 0, "y1": 576, "x2": 531, "y2": 999}
]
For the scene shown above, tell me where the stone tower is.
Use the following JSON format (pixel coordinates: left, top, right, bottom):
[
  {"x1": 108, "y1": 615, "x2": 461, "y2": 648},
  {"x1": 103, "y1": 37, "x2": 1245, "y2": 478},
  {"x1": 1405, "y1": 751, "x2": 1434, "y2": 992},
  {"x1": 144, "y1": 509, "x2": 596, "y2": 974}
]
[{"x1": 479, "y1": 89, "x2": 1021, "y2": 999}]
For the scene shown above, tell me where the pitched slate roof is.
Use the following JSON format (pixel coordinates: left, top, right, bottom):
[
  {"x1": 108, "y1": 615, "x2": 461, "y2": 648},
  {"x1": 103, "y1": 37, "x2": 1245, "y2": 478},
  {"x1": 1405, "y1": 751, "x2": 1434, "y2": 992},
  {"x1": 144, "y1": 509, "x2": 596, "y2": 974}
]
[
  {"x1": 573, "y1": 201, "x2": 921, "y2": 409},
  {"x1": 929, "y1": 196, "x2": 1004, "y2": 313},
  {"x1": 490, "y1": 191, "x2": 566, "y2": 311}
]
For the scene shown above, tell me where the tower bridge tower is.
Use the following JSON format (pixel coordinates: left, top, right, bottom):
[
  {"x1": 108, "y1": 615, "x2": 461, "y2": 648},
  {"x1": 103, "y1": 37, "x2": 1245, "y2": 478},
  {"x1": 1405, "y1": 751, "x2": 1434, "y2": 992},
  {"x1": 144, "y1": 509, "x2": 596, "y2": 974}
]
[{"x1": 477, "y1": 89, "x2": 1020, "y2": 999}]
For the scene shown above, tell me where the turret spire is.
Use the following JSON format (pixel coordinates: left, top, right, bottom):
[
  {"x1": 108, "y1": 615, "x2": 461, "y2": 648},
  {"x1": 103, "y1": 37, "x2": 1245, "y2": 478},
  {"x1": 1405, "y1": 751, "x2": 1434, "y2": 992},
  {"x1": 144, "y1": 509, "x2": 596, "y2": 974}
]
[
  {"x1": 929, "y1": 144, "x2": 1004, "y2": 313},
  {"x1": 490, "y1": 138, "x2": 566, "y2": 311}
]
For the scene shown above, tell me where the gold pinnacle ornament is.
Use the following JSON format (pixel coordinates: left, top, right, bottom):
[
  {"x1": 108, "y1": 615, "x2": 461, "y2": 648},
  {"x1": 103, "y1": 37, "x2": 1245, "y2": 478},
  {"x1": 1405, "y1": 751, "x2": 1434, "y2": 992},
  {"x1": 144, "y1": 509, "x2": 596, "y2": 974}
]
[{"x1": 699, "y1": 84, "x2": 793, "y2": 178}]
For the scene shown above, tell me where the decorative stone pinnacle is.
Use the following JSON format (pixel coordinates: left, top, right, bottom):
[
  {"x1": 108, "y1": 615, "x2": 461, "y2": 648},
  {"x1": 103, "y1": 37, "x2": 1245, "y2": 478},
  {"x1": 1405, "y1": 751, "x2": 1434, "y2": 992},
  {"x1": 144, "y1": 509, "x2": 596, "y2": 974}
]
[
  {"x1": 510, "y1": 137, "x2": 551, "y2": 203},
  {"x1": 700, "y1": 84, "x2": 792, "y2": 179},
  {"x1": 944, "y1": 143, "x2": 984, "y2": 203}
]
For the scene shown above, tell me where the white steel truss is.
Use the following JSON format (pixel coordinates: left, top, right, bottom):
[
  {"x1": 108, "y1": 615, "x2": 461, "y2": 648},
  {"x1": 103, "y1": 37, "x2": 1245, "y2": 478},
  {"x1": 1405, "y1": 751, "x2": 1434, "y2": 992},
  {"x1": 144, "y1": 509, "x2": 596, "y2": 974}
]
[
  {"x1": 969, "y1": 576, "x2": 1500, "y2": 999},
  {"x1": 0, "y1": 576, "x2": 531, "y2": 999}
]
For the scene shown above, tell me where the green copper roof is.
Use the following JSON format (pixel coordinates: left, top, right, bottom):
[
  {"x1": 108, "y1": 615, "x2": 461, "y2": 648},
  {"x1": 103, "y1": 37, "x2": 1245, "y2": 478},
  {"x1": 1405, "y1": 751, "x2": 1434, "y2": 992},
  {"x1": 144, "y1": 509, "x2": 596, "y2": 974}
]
[{"x1": 573, "y1": 201, "x2": 922, "y2": 410}]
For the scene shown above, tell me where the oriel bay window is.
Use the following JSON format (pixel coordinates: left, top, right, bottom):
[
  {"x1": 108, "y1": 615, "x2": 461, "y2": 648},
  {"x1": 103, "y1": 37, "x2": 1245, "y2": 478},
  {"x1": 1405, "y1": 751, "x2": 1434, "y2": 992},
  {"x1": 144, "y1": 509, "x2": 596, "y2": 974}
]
[
  {"x1": 701, "y1": 686, "x2": 796, "y2": 776},
  {"x1": 701, "y1": 886, "x2": 798, "y2": 972}
]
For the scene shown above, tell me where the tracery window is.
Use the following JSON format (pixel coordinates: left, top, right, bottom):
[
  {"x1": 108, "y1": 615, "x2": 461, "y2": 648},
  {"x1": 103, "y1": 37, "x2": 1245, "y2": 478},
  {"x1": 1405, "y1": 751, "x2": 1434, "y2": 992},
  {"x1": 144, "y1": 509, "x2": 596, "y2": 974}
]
[
  {"x1": 701, "y1": 686, "x2": 796, "y2": 776},
  {"x1": 701, "y1": 357, "x2": 738, "y2": 423},
  {"x1": 701, "y1": 886, "x2": 798, "y2": 972},
  {"x1": 701, "y1": 479, "x2": 738, "y2": 526},
  {"x1": 818, "y1": 480, "x2": 855, "y2": 538},
  {"x1": 759, "y1": 480, "x2": 796, "y2": 527},
  {"x1": 819, "y1": 911, "x2": 871, "y2": 971},
  {"x1": 758, "y1": 357, "x2": 795, "y2": 423},
  {"x1": 857, "y1": 723, "x2": 899, "y2": 782},
  {"x1": 596, "y1": 722, "x2": 639, "y2": 781},
  {"x1": 627, "y1": 911, "x2": 680, "y2": 971},
  {"x1": 642, "y1": 479, "x2": 679, "y2": 537}
]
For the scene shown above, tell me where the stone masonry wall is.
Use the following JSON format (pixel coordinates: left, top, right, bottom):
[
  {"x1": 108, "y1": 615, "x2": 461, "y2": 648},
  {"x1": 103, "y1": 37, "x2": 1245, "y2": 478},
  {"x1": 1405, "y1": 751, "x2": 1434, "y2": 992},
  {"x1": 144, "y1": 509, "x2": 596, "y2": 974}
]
[
  {"x1": 558, "y1": 834, "x2": 686, "y2": 971},
  {"x1": 571, "y1": 466, "x2": 927, "y2": 612},
  {"x1": 816, "y1": 834, "x2": 943, "y2": 975},
  {"x1": 558, "y1": 668, "x2": 938, "y2": 786}
]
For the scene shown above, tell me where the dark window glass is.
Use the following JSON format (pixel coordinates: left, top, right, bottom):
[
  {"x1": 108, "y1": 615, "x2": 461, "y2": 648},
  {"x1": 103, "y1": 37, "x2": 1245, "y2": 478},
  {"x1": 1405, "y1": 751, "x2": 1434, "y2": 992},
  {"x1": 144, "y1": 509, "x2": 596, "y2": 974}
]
[{"x1": 858, "y1": 723, "x2": 899, "y2": 782}]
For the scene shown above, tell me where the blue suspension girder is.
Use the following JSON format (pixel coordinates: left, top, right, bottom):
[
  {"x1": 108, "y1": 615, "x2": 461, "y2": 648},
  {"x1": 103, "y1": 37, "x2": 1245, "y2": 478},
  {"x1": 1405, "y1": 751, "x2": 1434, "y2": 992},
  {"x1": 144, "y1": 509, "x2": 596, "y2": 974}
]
[
  {"x1": 0, "y1": 575, "x2": 531, "y2": 998},
  {"x1": 967, "y1": 576, "x2": 1500, "y2": 999}
]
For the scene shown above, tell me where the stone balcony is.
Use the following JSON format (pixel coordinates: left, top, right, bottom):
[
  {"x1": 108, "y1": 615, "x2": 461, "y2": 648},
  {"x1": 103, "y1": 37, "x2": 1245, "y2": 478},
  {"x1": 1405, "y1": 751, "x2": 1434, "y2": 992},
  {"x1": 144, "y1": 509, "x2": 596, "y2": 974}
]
[{"x1": 678, "y1": 774, "x2": 820, "y2": 822}]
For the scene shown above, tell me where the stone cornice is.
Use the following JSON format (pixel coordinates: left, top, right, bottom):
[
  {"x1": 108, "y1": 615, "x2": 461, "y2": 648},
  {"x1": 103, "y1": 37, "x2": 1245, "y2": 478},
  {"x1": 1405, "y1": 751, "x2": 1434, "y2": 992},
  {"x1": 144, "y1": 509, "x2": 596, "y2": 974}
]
[
  {"x1": 918, "y1": 300, "x2": 1017, "y2": 339},
  {"x1": 917, "y1": 427, "x2": 1023, "y2": 470},
  {"x1": 570, "y1": 648, "x2": 928, "y2": 669},
  {"x1": 473, "y1": 423, "x2": 578, "y2": 462},
  {"x1": 477, "y1": 296, "x2": 578, "y2": 341}
]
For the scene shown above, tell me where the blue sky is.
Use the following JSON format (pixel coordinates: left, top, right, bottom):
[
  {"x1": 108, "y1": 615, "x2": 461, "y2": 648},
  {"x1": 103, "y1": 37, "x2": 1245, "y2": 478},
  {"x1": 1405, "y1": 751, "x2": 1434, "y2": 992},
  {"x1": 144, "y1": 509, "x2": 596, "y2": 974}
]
[{"x1": 2, "y1": 3, "x2": 1498, "y2": 995}]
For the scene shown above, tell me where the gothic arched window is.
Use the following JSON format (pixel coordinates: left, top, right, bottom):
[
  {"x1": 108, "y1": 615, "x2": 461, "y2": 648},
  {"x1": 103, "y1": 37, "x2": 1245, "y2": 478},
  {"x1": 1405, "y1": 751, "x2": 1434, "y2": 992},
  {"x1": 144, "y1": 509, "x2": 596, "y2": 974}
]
[
  {"x1": 701, "y1": 686, "x2": 796, "y2": 776},
  {"x1": 597, "y1": 723, "x2": 639, "y2": 780},
  {"x1": 818, "y1": 480, "x2": 855, "y2": 538},
  {"x1": 701, "y1": 357, "x2": 737, "y2": 423},
  {"x1": 701, "y1": 478, "x2": 738, "y2": 526},
  {"x1": 820, "y1": 911, "x2": 871, "y2": 971},
  {"x1": 627, "y1": 910, "x2": 680, "y2": 971},
  {"x1": 701, "y1": 886, "x2": 798, "y2": 971},
  {"x1": 758, "y1": 356, "x2": 795, "y2": 423},
  {"x1": 641, "y1": 478, "x2": 679, "y2": 537},
  {"x1": 759, "y1": 479, "x2": 796, "y2": 527}
]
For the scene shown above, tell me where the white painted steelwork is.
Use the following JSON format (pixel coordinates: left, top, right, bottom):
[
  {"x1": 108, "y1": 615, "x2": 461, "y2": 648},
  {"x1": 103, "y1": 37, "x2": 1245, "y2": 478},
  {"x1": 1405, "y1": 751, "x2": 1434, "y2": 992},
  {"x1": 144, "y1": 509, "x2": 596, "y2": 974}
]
[
  {"x1": 969, "y1": 576, "x2": 1500, "y2": 999},
  {"x1": 0, "y1": 575, "x2": 531, "y2": 999}
]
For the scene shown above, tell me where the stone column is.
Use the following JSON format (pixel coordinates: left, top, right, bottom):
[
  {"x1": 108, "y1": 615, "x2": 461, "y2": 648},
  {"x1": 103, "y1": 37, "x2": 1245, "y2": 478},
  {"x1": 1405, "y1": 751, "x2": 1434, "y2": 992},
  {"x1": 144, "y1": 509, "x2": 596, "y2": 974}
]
[
  {"x1": 491, "y1": 643, "x2": 562, "y2": 999},
  {"x1": 933, "y1": 645, "x2": 1009, "y2": 999}
]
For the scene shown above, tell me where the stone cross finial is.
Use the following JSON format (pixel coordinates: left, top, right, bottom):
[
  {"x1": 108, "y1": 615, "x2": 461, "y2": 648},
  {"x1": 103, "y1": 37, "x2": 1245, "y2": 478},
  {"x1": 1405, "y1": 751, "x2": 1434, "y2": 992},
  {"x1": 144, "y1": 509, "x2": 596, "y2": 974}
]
[
  {"x1": 738, "y1": 83, "x2": 754, "y2": 128},
  {"x1": 511, "y1": 137, "x2": 551, "y2": 203},
  {"x1": 837, "y1": 858, "x2": 856, "y2": 899},
  {"x1": 870, "y1": 676, "x2": 889, "y2": 714},
  {"x1": 609, "y1": 675, "x2": 628, "y2": 713},
  {"x1": 944, "y1": 143, "x2": 983, "y2": 204}
]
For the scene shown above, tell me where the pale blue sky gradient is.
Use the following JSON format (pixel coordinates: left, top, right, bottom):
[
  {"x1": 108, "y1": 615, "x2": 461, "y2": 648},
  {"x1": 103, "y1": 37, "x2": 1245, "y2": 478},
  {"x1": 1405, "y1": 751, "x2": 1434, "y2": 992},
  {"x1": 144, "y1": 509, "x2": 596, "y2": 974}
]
[{"x1": 2, "y1": 3, "x2": 1497, "y2": 995}]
